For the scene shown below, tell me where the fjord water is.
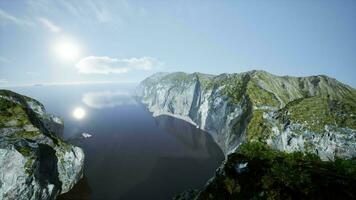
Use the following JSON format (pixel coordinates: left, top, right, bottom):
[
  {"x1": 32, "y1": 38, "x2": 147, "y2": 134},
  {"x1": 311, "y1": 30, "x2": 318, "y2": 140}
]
[{"x1": 9, "y1": 83, "x2": 224, "y2": 200}]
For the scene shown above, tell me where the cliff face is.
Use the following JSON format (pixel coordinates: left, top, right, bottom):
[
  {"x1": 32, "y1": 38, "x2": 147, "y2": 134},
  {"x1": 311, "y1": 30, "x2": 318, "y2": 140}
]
[
  {"x1": 0, "y1": 90, "x2": 84, "y2": 200},
  {"x1": 137, "y1": 71, "x2": 356, "y2": 160}
]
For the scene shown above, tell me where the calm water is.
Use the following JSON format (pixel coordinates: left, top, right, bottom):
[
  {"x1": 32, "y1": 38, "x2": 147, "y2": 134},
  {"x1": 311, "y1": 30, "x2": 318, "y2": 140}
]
[{"x1": 9, "y1": 83, "x2": 224, "y2": 200}]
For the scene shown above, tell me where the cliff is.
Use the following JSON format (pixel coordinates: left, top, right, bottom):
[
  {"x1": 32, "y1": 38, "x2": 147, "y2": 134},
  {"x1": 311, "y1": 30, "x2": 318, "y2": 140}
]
[
  {"x1": 137, "y1": 70, "x2": 356, "y2": 199},
  {"x1": 0, "y1": 90, "x2": 84, "y2": 200},
  {"x1": 137, "y1": 70, "x2": 356, "y2": 160}
]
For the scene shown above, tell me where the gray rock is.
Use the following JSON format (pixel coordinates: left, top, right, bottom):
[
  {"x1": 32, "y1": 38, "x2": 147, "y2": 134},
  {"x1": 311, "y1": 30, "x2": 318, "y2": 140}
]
[
  {"x1": 137, "y1": 71, "x2": 356, "y2": 160},
  {"x1": 0, "y1": 90, "x2": 84, "y2": 200}
]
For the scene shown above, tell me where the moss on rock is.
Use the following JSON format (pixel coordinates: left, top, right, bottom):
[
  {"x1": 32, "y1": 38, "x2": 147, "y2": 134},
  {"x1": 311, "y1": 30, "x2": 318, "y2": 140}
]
[{"x1": 0, "y1": 89, "x2": 85, "y2": 199}]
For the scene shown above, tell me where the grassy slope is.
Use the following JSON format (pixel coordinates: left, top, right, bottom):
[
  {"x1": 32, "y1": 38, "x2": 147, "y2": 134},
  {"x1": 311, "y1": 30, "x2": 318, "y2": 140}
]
[{"x1": 235, "y1": 71, "x2": 356, "y2": 141}]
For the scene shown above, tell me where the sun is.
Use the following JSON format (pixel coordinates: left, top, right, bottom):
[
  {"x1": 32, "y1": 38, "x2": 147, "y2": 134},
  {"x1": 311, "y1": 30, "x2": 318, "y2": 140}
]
[
  {"x1": 73, "y1": 107, "x2": 86, "y2": 119},
  {"x1": 53, "y1": 37, "x2": 81, "y2": 61}
]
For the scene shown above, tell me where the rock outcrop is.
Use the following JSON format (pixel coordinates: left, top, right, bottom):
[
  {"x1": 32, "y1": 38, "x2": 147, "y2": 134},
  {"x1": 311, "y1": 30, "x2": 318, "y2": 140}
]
[
  {"x1": 0, "y1": 90, "x2": 84, "y2": 200},
  {"x1": 137, "y1": 71, "x2": 356, "y2": 199},
  {"x1": 137, "y1": 71, "x2": 356, "y2": 160}
]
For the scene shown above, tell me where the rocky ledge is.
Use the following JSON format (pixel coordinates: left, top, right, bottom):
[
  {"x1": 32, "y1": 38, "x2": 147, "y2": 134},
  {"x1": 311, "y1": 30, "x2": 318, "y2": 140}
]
[{"x1": 0, "y1": 90, "x2": 84, "y2": 200}]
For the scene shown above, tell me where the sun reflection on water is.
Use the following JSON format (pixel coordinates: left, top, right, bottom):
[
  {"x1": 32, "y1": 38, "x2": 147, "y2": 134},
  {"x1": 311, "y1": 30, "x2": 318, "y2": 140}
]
[{"x1": 73, "y1": 107, "x2": 86, "y2": 119}]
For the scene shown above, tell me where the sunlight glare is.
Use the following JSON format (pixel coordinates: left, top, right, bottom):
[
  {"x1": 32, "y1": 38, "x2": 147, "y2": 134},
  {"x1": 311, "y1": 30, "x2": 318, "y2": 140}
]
[
  {"x1": 53, "y1": 38, "x2": 81, "y2": 61},
  {"x1": 73, "y1": 107, "x2": 86, "y2": 119}
]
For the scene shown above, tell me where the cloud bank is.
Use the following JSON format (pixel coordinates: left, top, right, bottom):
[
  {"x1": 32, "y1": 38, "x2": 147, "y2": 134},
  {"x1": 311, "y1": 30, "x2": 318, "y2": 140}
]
[
  {"x1": 82, "y1": 91, "x2": 136, "y2": 108},
  {"x1": 76, "y1": 56, "x2": 158, "y2": 74}
]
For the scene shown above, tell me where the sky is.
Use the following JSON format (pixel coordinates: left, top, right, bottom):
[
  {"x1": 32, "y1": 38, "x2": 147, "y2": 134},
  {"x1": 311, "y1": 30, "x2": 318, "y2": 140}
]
[{"x1": 0, "y1": 0, "x2": 355, "y2": 87}]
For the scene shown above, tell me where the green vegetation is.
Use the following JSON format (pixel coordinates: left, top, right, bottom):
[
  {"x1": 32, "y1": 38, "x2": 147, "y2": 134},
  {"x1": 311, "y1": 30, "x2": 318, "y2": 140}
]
[
  {"x1": 56, "y1": 138, "x2": 72, "y2": 152},
  {"x1": 193, "y1": 142, "x2": 356, "y2": 200},
  {"x1": 16, "y1": 146, "x2": 32, "y2": 157},
  {"x1": 246, "y1": 80, "x2": 279, "y2": 108},
  {"x1": 16, "y1": 130, "x2": 41, "y2": 139},
  {"x1": 279, "y1": 96, "x2": 356, "y2": 132},
  {"x1": 160, "y1": 72, "x2": 194, "y2": 85},
  {"x1": 329, "y1": 98, "x2": 356, "y2": 129},
  {"x1": 173, "y1": 189, "x2": 199, "y2": 200},
  {"x1": 222, "y1": 74, "x2": 249, "y2": 104},
  {"x1": 194, "y1": 73, "x2": 215, "y2": 90},
  {"x1": 0, "y1": 95, "x2": 42, "y2": 139},
  {"x1": 0, "y1": 99, "x2": 30, "y2": 128},
  {"x1": 0, "y1": 89, "x2": 74, "y2": 175},
  {"x1": 25, "y1": 159, "x2": 34, "y2": 174},
  {"x1": 246, "y1": 110, "x2": 272, "y2": 141},
  {"x1": 251, "y1": 71, "x2": 300, "y2": 105},
  {"x1": 0, "y1": 90, "x2": 63, "y2": 144},
  {"x1": 0, "y1": 89, "x2": 84, "y2": 191},
  {"x1": 230, "y1": 101, "x2": 252, "y2": 137},
  {"x1": 144, "y1": 71, "x2": 356, "y2": 200},
  {"x1": 15, "y1": 145, "x2": 35, "y2": 174}
]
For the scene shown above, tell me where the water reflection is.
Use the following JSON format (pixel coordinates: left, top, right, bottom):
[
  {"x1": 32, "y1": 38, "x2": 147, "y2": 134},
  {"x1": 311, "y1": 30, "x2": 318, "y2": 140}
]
[
  {"x1": 120, "y1": 115, "x2": 224, "y2": 200},
  {"x1": 57, "y1": 176, "x2": 91, "y2": 200},
  {"x1": 73, "y1": 107, "x2": 86, "y2": 119},
  {"x1": 71, "y1": 114, "x2": 223, "y2": 200},
  {"x1": 82, "y1": 91, "x2": 136, "y2": 109},
  {"x1": 154, "y1": 115, "x2": 223, "y2": 159},
  {"x1": 8, "y1": 84, "x2": 224, "y2": 200}
]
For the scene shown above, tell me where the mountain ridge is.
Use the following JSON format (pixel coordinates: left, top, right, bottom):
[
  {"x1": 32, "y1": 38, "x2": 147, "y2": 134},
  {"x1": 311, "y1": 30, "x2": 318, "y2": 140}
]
[{"x1": 137, "y1": 70, "x2": 356, "y2": 160}]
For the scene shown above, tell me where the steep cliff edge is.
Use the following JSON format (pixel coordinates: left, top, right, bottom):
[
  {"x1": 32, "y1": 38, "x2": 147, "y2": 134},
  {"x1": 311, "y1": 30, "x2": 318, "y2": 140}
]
[
  {"x1": 137, "y1": 70, "x2": 356, "y2": 160},
  {"x1": 137, "y1": 70, "x2": 356, "y2": 199},
  {"x1": 0, "y1": 90, "x2": 84, "y2": 200}
]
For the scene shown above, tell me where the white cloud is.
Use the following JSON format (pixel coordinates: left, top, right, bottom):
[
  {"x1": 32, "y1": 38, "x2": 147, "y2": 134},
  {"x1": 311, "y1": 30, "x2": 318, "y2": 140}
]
[
  {"x1": 0, "y1": 9, "x2": 32, "y2": 26},
  {"x1": 38, "y1": 17, "x2": 61, "y2": 32},
  {"x1": 76, "y1": 56, "x2": 158, "y2": 74},
  {"x1": 82, "y1": 91, "x2": 136, "y2": 108}
]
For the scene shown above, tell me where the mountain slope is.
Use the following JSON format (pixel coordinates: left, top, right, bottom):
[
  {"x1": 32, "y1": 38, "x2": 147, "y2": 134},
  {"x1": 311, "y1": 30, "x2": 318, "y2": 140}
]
[
  {"x1": 137, "y1": 70, "x2": 356, "y2": 199},
  {"x1": 137, "y1": 70, "x2": 356, "y2": 160},
  {"x1": 0, "y1": 90, "x2": 84, "y2": 200}
]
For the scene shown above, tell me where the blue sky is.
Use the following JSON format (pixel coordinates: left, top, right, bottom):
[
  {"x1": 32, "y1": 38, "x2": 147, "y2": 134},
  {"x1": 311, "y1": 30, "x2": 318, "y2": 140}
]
[{"x1": 0, "y1": 0, "x2": 355, "y2": 87}]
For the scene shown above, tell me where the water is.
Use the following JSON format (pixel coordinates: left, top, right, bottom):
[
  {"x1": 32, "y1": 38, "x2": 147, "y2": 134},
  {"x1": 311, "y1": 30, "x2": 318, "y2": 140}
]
[{"x1": 8, "y1": 83, "x2": 224, "y2": 200}]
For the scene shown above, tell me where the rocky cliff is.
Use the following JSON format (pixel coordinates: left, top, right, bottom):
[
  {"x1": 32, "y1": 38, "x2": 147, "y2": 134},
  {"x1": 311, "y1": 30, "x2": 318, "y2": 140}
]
[
  {"x1": 0, "y1": 90, "x2": 84, "y2": 200},
  {"x1": 138, "y1": 70, "x2": 356, "y2": 199},
  {"x1": 137, "y1": 70, "x2": 356, "y2": 160}
]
